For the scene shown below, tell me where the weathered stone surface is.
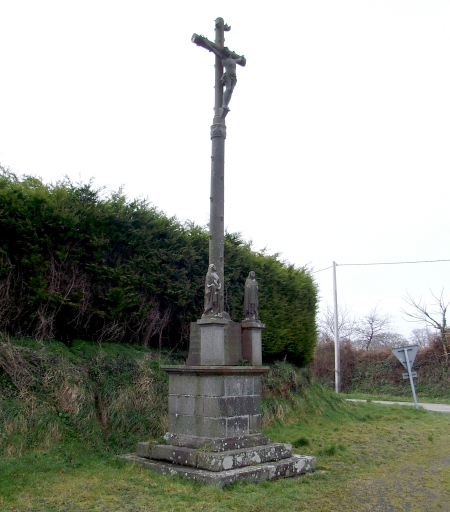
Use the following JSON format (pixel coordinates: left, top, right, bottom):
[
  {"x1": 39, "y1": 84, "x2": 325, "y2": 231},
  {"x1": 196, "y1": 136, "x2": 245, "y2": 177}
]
[
  {"x1": 224, "y1": 321, "x2": 242, "y2": 364},
  {"x1": 197, "y1": 320, "x2": 227, "y2": 365},
  {"x1": 162, "y1": 365, "x2": 268, "y2": 376},
  {"x1": 151, "y1": 445, "x2": 198, "y2": 466},
  {"x1": 169, "y1": 395, "x2": 203, "y2": 415},
  {"x1": 196, "y1": 442, "x2": 293, "y2": 471},
  {"x1": 136, "y1": 442, "x2": 151, "y2": 458},
  {"x1": 129, "y1": 365, "x2": 317, "y2": 486},
  {"x1": 168, "y1": 373, "x2": 225, "y2": 397},
  {"x1": 248, "y1": 413, "x2": 262, "y2": 434},
  {"x1": 164, "y1": 367, "x2": 266, "y2": 441},
  {"x1": 241, "y1": 322, "x2": 265, "y2": 366},
  {"x1": 186, "y1": 323, "x2": 201, "y2": 365},
  {"x1": 148, "y1": 442, "x2": 293, "y2": 472},
  {"x1": 120, "y1": 453, "x2": 316, "y2": 488},
  {"x1": 225, "y1": 415, "x2": 248, "y2": 436},
  {"x1": 162, "y1": 432, "x2": 269, "y2": 451},
  {"x1": 187, "y1": 321, "x2": 242, "y2": 366},
  {"x1": 199, "y1": 395, "x2": 259, "y2": 417},
  {"x1": 223, "y1": 374, "x2": 255, "y2": 396},
  {"x1": 167, "y1": 412, "x2": 263, "y2": 439}
]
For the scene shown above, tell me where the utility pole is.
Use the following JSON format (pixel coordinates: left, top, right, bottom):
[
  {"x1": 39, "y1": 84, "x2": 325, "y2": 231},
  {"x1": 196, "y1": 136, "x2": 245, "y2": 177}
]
[{"x1": 332, "y1": 261, "x2": 340, "y2": 393}]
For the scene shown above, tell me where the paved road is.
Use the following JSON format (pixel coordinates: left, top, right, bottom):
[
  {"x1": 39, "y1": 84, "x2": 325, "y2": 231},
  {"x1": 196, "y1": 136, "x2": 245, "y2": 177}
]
[{"x1": 346, "y1": 399, "x2": 450, "y2": 414}]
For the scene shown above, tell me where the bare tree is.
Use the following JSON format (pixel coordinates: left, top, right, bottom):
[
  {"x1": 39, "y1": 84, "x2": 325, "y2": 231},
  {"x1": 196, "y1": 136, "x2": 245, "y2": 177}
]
[
  {"x1": 408, "y1": 327, "x2": 434, "y2": 348},
  {"x1": 373, "y1": 331, "x2": 408, "y2": 349},
  {"x1": 353, "y1": 304, "x2": 392, "y2": 351},
  {"x1": 317, "y1": 303, "x2": 356, "y2": 344},
  {"x1": 402, "y1": 290, "x2": 449, "y2": 362}
]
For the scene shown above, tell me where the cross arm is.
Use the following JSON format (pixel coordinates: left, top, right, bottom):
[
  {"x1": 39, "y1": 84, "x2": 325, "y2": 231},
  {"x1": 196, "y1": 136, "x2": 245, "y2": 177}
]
[{"x1": 191, "y1": 34, "x2": 246, "y2": 67}]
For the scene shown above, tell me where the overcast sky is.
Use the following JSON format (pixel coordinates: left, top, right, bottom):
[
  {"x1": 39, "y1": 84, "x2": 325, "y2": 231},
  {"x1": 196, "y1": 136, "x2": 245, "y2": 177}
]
[{"x1": 1, "y1": 1, "x2": 449, "y2": 337}]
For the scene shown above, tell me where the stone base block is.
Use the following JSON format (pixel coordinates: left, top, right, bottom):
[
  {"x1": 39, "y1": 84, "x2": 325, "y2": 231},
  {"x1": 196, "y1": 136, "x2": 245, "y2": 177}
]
[
  {"x1": 187, "y1": 320, "x2": 242, "y2": 365},
  {"x1": 162, "y1": 432, "x2": 268, "y2": 451},
  {"x1": 120, "y1": 453, "x2": 316, "y2": 488},
  {"x1": 187, "y1": 318, "x2": 228, "y2": 365},
  {"x1": 122, "y1": 364, "x2": 318, "y2": 487},
  {"x1": 241, "y1": 322, "x2": 265, "y2": 366},
  {"x1": 163, "y1": 366, "x2": 268, "y2": 442},
  {"x1": 149, "y1": 442, "x2": 293, "y2": 472}
]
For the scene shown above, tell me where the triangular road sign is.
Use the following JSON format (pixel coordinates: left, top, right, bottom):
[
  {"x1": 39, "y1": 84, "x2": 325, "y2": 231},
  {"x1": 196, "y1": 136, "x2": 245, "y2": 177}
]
[{"x1": 392, "y1": 345, "x2": 419, "y2": 369}]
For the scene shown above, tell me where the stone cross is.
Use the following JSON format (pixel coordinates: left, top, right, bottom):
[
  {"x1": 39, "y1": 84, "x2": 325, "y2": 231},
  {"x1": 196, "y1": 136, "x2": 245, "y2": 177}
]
[{"x1": 192, "y1": 18, "x2": 246, "y2": 317}]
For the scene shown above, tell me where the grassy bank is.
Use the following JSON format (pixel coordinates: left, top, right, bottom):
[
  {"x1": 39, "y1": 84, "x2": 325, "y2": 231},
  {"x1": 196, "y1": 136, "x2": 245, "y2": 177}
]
[
  {"x1": 0, "y1": 336, "x2": 172, "y2": 457},
  {"x1": 1, "y1": 336, "x2": 449, "y2": 510},
  {"x1": 0, "y1": 336, "x2": 332, "y2": 458}
]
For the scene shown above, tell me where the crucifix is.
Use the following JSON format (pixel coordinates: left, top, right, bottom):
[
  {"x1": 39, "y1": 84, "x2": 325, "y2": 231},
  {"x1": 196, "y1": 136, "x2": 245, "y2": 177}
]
[{"x1": 192, "y1": 18, "x2": 246, "y2": 317}]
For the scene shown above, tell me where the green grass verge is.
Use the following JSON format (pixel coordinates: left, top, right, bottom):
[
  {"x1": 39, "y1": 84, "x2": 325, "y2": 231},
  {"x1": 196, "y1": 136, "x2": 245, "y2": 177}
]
[
  {"x1": 1, "y1": 336, "x2": 449, "y2": 510},
  {"x1": 1, "y1": 402, "x2": 449, "y2": 511},
  {"x1": 343, "y1": 392, "x2": 450, "y2": 405}
]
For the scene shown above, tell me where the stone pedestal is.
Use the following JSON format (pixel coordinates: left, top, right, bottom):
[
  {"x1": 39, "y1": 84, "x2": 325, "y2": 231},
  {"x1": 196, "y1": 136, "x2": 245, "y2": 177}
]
[
  {"x1": 187, "y1": 320, "x2": 242, "y2": 366},
  {"x1": 123, "y1": 269, "x2": 317, "y2": 486},
  {"x1": 241, "y1": 321, "x2": 265, "y2": 366},
  {"x1": 124, "y1": 444, "x2": 315, "y2": 488},
  {"x1": 186, "y1": 318, "x2": 227, "y2": 365},
  {"x1": 122, "y1": 313, "x2": 317, "y2": 486},
  {"x1": 124, "y1": 365, "x2": 316, "y2": 487},
  {"x1": 163, "y1": 366, "x2": 266, "y2": 448}
]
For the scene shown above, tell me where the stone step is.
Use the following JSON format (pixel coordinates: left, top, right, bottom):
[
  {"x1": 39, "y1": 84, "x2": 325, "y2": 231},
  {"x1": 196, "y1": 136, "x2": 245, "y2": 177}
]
[
  {"x1": 120, "y1": 453, "x2": 316, "y2": 488},
  {"x1": 146, "y1": 442, "x2": 293, "y2": 472},
  {"x1": 162, "y1": 432, "x2": 268, "y2": 452}
]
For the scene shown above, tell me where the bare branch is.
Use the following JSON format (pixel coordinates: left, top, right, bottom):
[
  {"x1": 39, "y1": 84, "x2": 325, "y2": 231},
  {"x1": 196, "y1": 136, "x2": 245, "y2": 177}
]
[
  {"x1": 317, "y1": 303, "x2": 356, "y2": 344},
  {"x1": 353, "y1": 304, "x2": 392, "y2": 351},
  {"x1": 402, "y1": 289, "x2": 449, "y2": 362}
]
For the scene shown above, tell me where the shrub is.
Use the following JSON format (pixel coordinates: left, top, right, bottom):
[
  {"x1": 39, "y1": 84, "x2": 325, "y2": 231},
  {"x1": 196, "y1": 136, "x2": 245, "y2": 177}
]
[
  {"x1": 0, "y1": 168, "x2": 317, "y2": 364},
  {"x1": 311, "y1": 341, "x2": 450, "y2": 398}
]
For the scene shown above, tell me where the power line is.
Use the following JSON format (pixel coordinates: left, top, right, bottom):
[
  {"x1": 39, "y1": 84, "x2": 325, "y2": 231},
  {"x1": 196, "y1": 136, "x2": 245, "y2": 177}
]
[
  {"x1": 312, "y1": 265, "x2": 333, "y2": 274},
  {"x1": 312, "y1": 259, "x2": 450, "y2": 274},
  {"x1": 313, "y1": 257, "x2": 450, "y2": 395}
]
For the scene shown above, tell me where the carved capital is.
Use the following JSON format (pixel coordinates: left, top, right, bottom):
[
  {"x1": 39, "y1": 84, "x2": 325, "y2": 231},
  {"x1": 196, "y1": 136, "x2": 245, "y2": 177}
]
[{"x1": 210, "y1": 124, "x2": 226, "y2": 139}]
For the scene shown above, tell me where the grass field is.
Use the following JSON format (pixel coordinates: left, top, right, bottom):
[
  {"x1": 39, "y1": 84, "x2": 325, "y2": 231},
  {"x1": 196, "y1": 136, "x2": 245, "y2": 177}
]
[{"x1": 1, "y1": 401, "x2": 449, "y2": 511}]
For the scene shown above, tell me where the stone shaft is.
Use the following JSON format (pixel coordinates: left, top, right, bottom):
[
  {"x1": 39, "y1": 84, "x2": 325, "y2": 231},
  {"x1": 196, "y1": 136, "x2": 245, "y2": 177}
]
[
  {"x1": 210, "y1": 117, "x2": 226, "y2": 315},
  {"x1": 209, "y1": 17, "x2": 226, "y2": 314}
]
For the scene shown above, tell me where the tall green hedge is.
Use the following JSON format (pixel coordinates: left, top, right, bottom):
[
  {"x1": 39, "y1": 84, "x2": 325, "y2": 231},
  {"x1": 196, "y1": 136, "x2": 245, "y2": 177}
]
[{"x1": 0, "y1": 167, "x2": 317, "y2": 365}]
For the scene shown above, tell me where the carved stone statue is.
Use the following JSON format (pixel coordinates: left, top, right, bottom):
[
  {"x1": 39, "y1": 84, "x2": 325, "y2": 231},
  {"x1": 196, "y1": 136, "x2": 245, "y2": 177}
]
[
  {"x1": 204, "y1": 42, "x2": 245, "y2": 109},
  {"x1": 244, "y1": 271, "x2": 259, "y2": 321},
  {"x1": 219, "y1": 51, "x2": 245, "y2": 109},
  {"x1": 204, "y1": 263, "x2": 222, "y2": 316}
]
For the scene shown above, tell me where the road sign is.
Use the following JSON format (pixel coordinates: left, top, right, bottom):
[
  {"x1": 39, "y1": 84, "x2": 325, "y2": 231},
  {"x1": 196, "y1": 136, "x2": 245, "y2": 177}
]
[
  {"x1": 392, "y1": 345, "x2": 419, "y2": 409},
  {"x1": 392, "y1": 345, "x2": 419, "y2": 369}
]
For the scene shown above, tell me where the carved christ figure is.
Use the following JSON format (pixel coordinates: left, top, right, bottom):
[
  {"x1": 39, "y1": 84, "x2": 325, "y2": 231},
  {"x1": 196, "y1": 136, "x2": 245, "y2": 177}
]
[
  {"x1": 244, "y1": 271, "x2": 259, "y2": 321},
  {"x1": 204, "y1": 263, "x2": 222, "y2": 316},
  {"x1": 205, "y1": 43, "x2": 245, "y2": 109}
]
